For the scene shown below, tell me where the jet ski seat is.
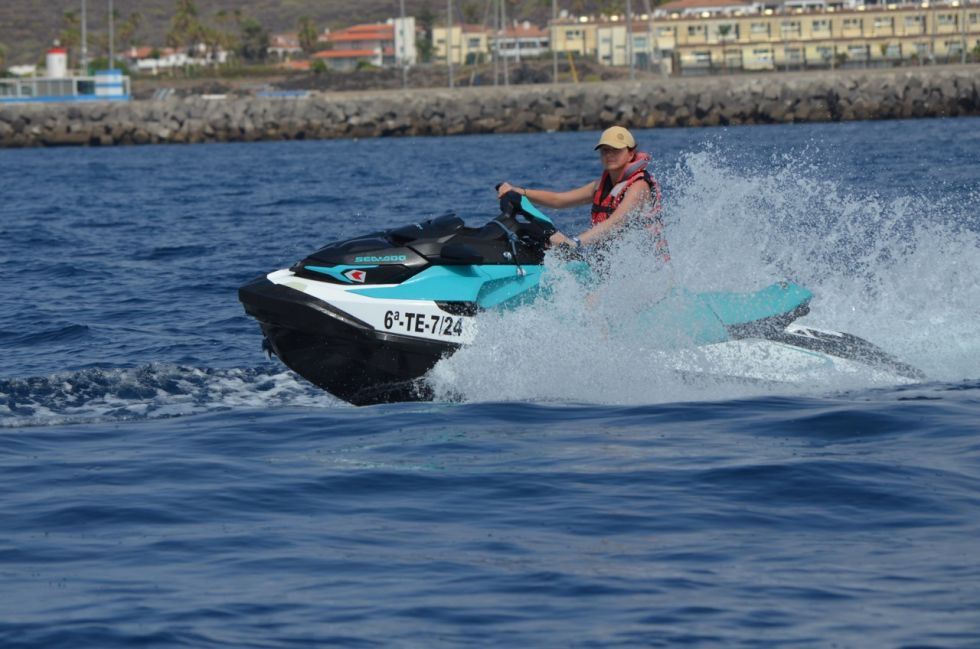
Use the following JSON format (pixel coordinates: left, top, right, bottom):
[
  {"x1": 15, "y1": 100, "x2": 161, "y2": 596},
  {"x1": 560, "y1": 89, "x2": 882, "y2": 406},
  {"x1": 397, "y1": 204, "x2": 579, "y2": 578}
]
[{"x1": 388, "y1": 213, "x2": 465, "y2": 244}]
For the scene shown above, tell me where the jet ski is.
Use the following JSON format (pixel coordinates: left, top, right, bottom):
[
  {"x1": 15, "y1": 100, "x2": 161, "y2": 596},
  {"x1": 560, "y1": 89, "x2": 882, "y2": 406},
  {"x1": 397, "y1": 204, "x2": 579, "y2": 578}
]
[{"x1": 238, "y1": 191, "x2": 924, "y2": 405}]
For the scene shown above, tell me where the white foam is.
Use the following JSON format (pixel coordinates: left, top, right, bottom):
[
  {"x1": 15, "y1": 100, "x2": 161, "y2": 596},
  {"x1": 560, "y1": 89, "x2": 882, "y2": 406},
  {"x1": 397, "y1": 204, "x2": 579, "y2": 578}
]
[
  {"x1": 0, "y1": 364, "x2": 341, "y2": 428},
  {"x1": 429, "y1": 147, "x2": 980, "y2": 405}
]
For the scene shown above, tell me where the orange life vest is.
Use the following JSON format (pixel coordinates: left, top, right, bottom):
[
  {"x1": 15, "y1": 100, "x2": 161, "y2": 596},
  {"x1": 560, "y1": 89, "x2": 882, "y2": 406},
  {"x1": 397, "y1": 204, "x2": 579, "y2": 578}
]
[{"x1": 590, "y1": 151, "x2": 670, "y2": 262}]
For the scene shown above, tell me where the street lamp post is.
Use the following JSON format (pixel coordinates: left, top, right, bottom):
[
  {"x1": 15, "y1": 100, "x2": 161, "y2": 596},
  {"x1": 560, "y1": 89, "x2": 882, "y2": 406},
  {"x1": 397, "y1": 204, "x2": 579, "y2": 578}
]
[
  {"x1": 81, "y1": 0, "x2": 89, "y2": 72},
  {"x1": 626, "y1": 0, "x2": 635, "y2": 79},
  {"x1": 552, "y1": 0, "x2": 558, "y2": 83},
  {"x1": 447, "y1": 0, "x2": 454, "y2": 88},
  {"x1": 400, "y1": 0, "x2": 408, "y2": 88},
  {"x1": 109, "y1": 0, "x2": 114, "y2": 70},
  {"x1": 501, "y1": 0, "x2": 509, "y2": 86}
]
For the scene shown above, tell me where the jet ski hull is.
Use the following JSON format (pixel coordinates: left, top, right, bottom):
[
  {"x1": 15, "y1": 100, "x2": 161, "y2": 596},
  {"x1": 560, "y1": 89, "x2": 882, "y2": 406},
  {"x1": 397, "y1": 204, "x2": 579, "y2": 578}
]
[{"x1": 239, "y1": 277, "x2": 457, "y2": 405}]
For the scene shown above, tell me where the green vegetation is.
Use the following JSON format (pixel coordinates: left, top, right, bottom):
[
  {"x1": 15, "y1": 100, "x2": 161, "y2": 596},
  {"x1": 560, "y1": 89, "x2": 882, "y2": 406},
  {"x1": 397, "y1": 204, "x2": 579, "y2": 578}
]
[
  {"x1": 297, "y1": 16, "x2": 318, "y2": 54},
  {"x1": 238, "y1": 16, "x2": 269, "y2": 62},
  {"x1": 58, "y1": 10, "x2": 81, "y2": 66},
  {"x1": 416, "y1": 3, "x2": 436, "y2": 63},
  {"x1": 88, "y1": 56, "x2": 130, "y2": 74}
]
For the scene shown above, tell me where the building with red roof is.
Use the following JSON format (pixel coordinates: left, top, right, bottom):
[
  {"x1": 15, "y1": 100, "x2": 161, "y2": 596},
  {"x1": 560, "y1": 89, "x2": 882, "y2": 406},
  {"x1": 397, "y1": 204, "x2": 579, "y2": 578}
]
[{"x1": 314, "y1": 19, "x2": 416, "y2": 71}]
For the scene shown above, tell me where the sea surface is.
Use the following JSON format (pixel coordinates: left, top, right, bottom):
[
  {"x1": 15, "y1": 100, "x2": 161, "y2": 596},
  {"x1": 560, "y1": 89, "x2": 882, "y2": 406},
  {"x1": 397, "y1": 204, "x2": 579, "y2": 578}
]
[{"x1": 2, "y1": 118, "x2": 979, "y2": 648}]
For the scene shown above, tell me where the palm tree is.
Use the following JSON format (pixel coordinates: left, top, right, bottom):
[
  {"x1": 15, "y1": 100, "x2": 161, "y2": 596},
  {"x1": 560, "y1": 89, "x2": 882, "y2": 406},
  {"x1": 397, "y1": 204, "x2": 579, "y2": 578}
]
[
  {"x1": 59, "y1": 10, "x2": 81, "y2": 66},
  {"x1": 298, "y1": 16, "x2": 318, "y2": 54},
  {"x1": 238, "y1": 16, "x2": 269, "y2": 63},
  {"x1": 214, "y1": 10, "x2": 240, "y2": 58},
  {"x1": 117, "y1": 12, "x2": 143, "y2": 49},
  {"x1": 167, "y1": 0, "x2": 202, "y2": 52}
]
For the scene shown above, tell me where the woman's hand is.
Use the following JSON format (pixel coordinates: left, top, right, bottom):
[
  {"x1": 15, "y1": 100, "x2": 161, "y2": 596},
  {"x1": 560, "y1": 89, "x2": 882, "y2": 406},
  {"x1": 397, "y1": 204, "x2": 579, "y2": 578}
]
[
  {"x1": 549, "y1": 232, "x2": 575, "y2": 248},
  {"x1": 496, "y1": 182, "x2": 516, "y2": 198}
]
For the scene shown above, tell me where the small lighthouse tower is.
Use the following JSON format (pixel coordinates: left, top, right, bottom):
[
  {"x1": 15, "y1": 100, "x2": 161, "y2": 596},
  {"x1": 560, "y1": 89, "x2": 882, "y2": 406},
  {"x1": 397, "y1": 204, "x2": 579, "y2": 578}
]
[{"x1": 46, "y1": 45, "x2": 68, "y2": 78}]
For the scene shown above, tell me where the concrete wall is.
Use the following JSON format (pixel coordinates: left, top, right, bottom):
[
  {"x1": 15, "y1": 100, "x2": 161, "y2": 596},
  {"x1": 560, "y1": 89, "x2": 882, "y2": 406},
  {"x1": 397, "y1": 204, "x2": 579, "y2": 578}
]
[{"x1": 1, "y1": 66, "x2": 977, "y2": 147}]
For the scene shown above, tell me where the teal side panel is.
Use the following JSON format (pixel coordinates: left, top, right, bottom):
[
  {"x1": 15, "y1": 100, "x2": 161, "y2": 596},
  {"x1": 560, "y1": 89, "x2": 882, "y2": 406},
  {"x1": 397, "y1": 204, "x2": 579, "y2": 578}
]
[
  {"x1": 476, "y1": 267, "x2": 543, "y2": 308},
  {"x1": 564, "y1": 260, "x2": 596, "y2": 287},
  {"x1": 349, "y1": 265, "x2": 541, "y2": 303},
  {"x1": 698, "y1": 282, "x2": 812, "y2": 326},
  {"x1": 637, "y1": 288, "x2": 730, "y2": 346}
]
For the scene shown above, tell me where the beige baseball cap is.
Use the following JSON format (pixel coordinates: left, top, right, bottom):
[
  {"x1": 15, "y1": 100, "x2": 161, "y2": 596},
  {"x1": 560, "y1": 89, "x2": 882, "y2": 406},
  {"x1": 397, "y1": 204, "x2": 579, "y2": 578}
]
[{"x1": 594, "y1": 126, "x2": 636, "y2": 150}]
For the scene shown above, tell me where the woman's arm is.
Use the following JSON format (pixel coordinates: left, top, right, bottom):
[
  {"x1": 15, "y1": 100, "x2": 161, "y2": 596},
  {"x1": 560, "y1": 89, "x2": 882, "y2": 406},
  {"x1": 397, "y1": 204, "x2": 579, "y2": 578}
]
[{"x1": 497, "y1": 181, "x2": 595, "y2": 209}]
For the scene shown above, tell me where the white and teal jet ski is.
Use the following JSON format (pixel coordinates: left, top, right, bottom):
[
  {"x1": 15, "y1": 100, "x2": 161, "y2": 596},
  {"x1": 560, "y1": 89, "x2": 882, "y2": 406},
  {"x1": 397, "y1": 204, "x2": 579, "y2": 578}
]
[{"x1": 239, "y1": 191, "x2": 924, "y2": 405}]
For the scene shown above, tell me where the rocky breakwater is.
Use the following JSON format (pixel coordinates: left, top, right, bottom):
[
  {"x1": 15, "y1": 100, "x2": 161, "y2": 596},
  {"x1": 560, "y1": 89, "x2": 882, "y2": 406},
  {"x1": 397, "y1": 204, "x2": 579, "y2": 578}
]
[{"x1": 1, "y1": 66, "x2": 977, "y2": 147}]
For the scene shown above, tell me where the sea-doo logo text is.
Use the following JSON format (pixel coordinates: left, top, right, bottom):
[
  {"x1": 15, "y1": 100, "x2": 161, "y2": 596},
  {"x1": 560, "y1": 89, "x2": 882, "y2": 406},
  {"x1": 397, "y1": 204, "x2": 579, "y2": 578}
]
[{"x1": 354, "y1": 255, "x2": 407, "y2": 263}]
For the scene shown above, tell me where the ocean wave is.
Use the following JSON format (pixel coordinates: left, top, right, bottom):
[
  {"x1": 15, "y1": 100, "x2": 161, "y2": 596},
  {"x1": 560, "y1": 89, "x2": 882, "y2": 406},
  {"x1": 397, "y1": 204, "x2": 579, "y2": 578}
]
[{"x1": 0, "y1": 364, "x2": 336, "y2": 428}]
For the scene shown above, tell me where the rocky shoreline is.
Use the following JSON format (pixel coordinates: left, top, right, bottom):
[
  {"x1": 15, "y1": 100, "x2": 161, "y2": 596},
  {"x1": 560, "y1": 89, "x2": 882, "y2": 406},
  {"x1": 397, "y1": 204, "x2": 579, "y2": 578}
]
[{"x1": 1, "y1": 66, "x2": 978, "y2": 147}]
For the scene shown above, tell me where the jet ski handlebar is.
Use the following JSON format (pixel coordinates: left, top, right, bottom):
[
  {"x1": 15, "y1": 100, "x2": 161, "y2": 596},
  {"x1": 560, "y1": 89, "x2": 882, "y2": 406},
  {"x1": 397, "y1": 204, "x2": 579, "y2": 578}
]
[{"x1": 495, "y1": 186, "x2": 558, "y2": 239}]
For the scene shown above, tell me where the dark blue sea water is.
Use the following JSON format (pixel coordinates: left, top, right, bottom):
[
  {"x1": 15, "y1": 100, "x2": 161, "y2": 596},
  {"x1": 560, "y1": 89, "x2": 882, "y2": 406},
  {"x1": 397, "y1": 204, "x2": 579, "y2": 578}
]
[{"x1": 2, "y1": 118, "x2": 980, "y2": 647}]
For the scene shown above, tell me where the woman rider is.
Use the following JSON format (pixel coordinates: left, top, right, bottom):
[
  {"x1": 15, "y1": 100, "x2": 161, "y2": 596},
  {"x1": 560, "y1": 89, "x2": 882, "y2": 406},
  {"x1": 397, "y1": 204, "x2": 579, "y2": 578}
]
[{"x1": 496, "y1": 125, "x2": 669, "y2": 261}]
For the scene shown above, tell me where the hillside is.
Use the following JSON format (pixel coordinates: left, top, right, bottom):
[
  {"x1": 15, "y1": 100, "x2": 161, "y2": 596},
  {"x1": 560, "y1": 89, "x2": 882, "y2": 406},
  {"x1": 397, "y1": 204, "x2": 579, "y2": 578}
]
[{"x1": 0, "y1": 0, "x2": 604, "y2": 66}]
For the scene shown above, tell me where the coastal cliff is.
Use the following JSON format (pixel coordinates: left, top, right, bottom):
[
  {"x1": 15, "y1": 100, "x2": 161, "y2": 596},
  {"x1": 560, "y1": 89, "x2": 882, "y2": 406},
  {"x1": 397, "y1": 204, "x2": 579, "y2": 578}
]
[{"x1": 1, "y1": 66, "x2": 977, "y2": 147}]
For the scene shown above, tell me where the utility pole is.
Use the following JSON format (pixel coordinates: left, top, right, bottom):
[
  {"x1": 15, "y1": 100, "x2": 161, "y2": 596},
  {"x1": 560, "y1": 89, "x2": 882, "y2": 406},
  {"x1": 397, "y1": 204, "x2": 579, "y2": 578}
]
[
  {"x1": 492, "y1": 0, "x2": 499, "y2": 86},
  {"x1": 626, "y1": 0, "x2": 635, "y2": 79},
  {"x1": 552, "y1": 0, "x2": 558, "y2": 83},
  {"x1": 501, "y1": 0, "x2": 509, "y2": 86},
  {"x1": 81, "y1": 0, "x2": 89, "y2": 73},
  {"x1": 400, "y1": 0, "x2": 408, "y2": 88},
  {"x1": 108, "y1": 0, "x2": 114, "y2": 70},
  {"x1": 961, "y1": 3, "x2": 967, "y2": 65},
  {"x1": 447, "y1": 0, "x2": 454, "y2": 88}
]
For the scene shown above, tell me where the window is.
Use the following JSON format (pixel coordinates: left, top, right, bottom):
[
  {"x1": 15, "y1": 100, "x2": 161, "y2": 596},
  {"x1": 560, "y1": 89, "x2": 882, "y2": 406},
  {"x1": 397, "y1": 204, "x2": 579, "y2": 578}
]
[
  {"x1": 847, "y1": 44, "x2": 868, "y2": 59},
  {"x1": 656, "y1": 26, "x2": 675, "y2": 37},
  {"x1": 751, "y1": 22, "x2": 770, "y2": 36},
  {"x1": 751, "y1": 47, "x2": 772, "y2": 62},
  {"x1": 688, "y1": 25, "x2": 706, "y2": 36},
  {"x1": 816, "y1": 46, "x2": 833, "y2": 60},
  {"x1": 812, "y1": 19, "x2": 830, "y2": 33},
  {"x1": 946, "y1": 40, "x2": 964, "y2": 53},
  {"x1": 784, "y1": 47, "x2": 802, "y2": 61},
  {"x1": 970, "y1": 13, "x2": 979, "y2": 25},
  {"x1": 467, "y1": 38, "x2": 481, "y2": 48},
  {"x1": 601, "y1": 36, "x2": 612, "y2": 45},
  {"x1": 692, "y1": 50, "x2": 711, "y2": 63},
  {"x1": 885, "y1": 43, "x2": 901, "y2": 58},
  {"x1": 874, "y1": 17, "x2": 894, "y2": 32},
  {"x1": 781, "y1": 20, "x2": 801, "y2": 36},
  {"x1": 905, "y1": 15, "x2": 925, "y2": 29},
  {"x1": 843, "y1": 18, "x2": 863, "y2": 31},
  {"x1": 565, "y1": 29, "x2": 581, "y2": 39},
  {"x1": 937, "y1": 14, "x2": 957, "y2": 27},
  {"x1": 634, "y1": 36, "x2": 648, "y2": 48}
]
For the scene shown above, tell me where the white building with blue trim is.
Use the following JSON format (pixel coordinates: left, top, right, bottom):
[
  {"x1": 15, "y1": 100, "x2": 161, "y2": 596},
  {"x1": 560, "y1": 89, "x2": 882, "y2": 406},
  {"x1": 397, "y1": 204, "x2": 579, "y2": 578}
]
[{"x1": 0, "y1": 47, "x2": 130, "y2": 104}]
